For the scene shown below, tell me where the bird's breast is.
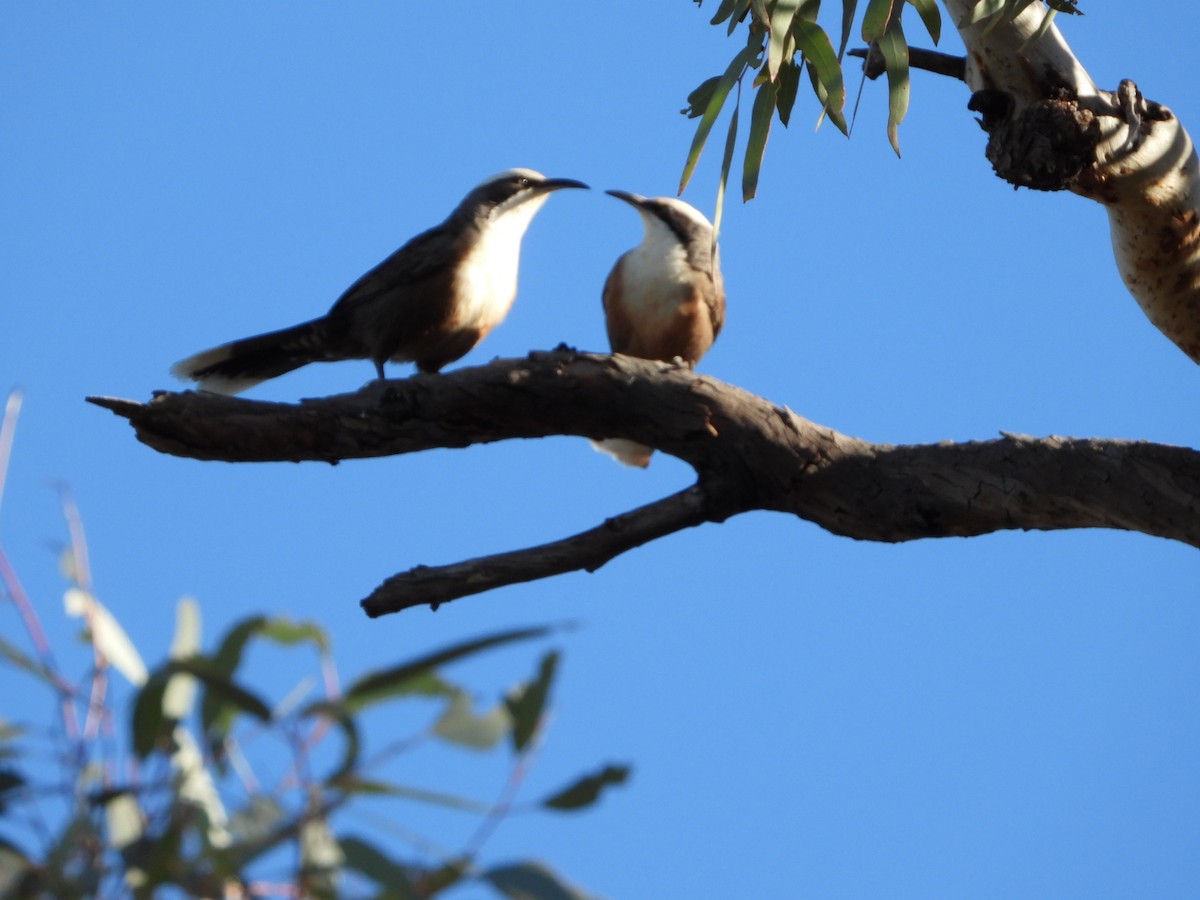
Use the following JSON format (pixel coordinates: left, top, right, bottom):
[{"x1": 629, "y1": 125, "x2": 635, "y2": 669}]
[
  {"x1": 449, "y1": 206, "x2": 543, "y2": 332},
  {"x1": 618, "y1": 241, "x2": 696, "y2": 321},
  {"x1": 606, "y1": 243, "x2": 718, "y2": 363}
]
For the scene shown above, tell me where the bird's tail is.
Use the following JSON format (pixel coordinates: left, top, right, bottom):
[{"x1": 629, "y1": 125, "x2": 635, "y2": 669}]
[
  {"x1": 590, "y1": 438, "x2": 654, "y2": 469},
  {"x1": 171, "y1": 317, "x2": 335, "y2": 395}
]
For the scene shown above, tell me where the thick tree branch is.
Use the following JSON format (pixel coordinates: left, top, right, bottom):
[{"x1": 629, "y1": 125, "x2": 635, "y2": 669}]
[{"x1": 89, "y1": 353, "x2": 1200, "y2": 613}]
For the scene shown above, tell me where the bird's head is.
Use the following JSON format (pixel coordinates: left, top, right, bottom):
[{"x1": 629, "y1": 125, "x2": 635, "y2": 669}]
[
  {"x1": 607, "y1": 190, "x2": 719, "y2": 274},
  {"x1": 606, "y1": 191, "x2": 715, "y2": 247},
  {"x1": 459, "y1": 169, "x2": 589, "y2": 226}
]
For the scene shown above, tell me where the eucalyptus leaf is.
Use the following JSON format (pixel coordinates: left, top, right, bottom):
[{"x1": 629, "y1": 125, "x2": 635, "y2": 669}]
[
  {"x1": 794, "y1": 18, "x2": 847, "y2": 134},
  {"x1": 680, "y1": 42, "x2": 758, "y2": 194},
  {"x1": 541, "y1": 764, "x2": 631, "y2": 812},
  {"x1": 332, "y1": 777, "x2": 492, "y2": 813},
  {"x1": 339, "y1": 836, "x2": 417, "y2": 897},
  {"x1": 484, "y1": 861, "x2": 592, "y2": 900},
  {"x1": 506, "y1": 650, "x2": 559, "y2": 753},
  {"x1": 130, "y1": 670, "x2": 173, "y2": 759},
  {"x1": 743, "y1": 77, "x2": 776, "y2": 201},
  {"x1": 0, "y1": 635, "x2": 59, "y2": 690},
  {"x1": 775, "y1": 59, "x2": 802, "y2": 127},
  {"x1": 905, "y1": 0, "x2": 941, "y2": 44},
  {"x1": 302, "y1": 700, "x2": 361, "y2": 783},
  {"x1": 876, "y1": 19, "x2": 910, "y2": 156},
  {"x1": 838, "y1": 0, "x2": 859, "y2": 59},
  {"x1": 682, "y1": 76, "x2": 721, "y2": 119},
  {"x1": 709, "y1": 0, "x2": 739, "y2": 26},
  {"x1": 344, "y1": 626, "x2": 551, "y2": 712},
  {"x1": 434, "y1": 692, "x2": 511, "y2": 750},
  {"x1": 767, "y1": 0, "x2": 802, "y2": 79},
  {"x1": 861, "y1": 0, "x2": 894, "y2": 42},
  {"x1": 711, "y1": 95, "x2": 740, "y2": 249}
]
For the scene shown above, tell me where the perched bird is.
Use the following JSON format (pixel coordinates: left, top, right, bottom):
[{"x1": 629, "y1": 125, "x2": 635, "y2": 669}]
[
  {"x1": 172, "y1": 168, "x2": 588, "y2": 394},
  {"x1": 593, "y1": 191, "x2": 725, "y2": 468}
]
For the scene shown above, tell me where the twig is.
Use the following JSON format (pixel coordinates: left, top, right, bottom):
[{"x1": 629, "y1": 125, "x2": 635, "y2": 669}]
[
  {"x1": 361, "y1": 486, "x2": 717, "y2": 616},
  {"x1": 849, "y1": 45, "x2": 967, "y2": 81},
  {"x1": 0, "y1": 388, "x2": 23, "y2": 519}
]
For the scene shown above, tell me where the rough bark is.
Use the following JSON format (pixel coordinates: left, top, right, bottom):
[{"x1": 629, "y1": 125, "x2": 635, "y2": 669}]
[{"x1": 88, "y1": 352, "x2": 1200, "y2": 615}]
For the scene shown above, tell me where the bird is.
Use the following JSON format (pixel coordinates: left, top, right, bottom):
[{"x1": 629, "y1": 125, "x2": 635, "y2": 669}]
[
  {"x1": 592, "y1": 190, "x2": 725, "y2": 468},
  {"x1": 171, "y1": 168, "x2": 588, "y2": 394}
]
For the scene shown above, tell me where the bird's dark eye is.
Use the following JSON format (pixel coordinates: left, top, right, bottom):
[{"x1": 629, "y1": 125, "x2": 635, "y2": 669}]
[{"x1": 517, "y1": 176, "x2": 531, "y2": 188}]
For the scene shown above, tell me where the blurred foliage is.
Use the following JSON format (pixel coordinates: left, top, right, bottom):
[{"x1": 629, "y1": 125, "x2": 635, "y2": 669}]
[
  {"x1": 0, "y1": 489, "x2": 628, "y2": 898},
  {"x1": 684, "y1": 0, "x2": 1083, "y2": 233}
]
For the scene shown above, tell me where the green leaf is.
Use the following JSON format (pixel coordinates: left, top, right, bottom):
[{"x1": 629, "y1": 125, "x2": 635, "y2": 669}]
[
  {"x1": 301, "y1": 700, "x2": 361, "y2": 783},
  {"x1": 711, "y1": 94, "x2": 740, "y2": 251},
  {"x1": 130, "y1": 670, "x2": 173, "y2": 759},
  {"x1": 172, "y1": 658, "x2": 271, "y2": 723},
  {"x1": 333, "y1": 777, "x2": 493, "y2": 813},
  {"x1": 726, "y1": 0, "x2": 754, "y2": 35},
  {"x1": 434, "y1": 692, "x2": 511, "y2": 750},
  {"x1": 679, "y1": 42, "x2": 758, "y2": 194},
  {"x1": 838, "y1": 0, "x2": 859, "y2": 59},
  {"x1": 0, "y1": 635, "x2": 59, "y2": 690},
  {"x1": 218, "y1": 795, "x2": 296, "y2": 874},
  {"x1": 775, "y1": 59, "x2": 801, "y2": 127},
  {"x1": 339, "y1": 836, "x2": 417, "y2": 898},
  {"x1": 905, "y1": 0, "x2": 941, "y2": 44},
  {"x1": 876, "y1": 18, "x2": 910, "y2": 156},
  {"x1": 0, "y1": 837, "x2": 32, "y2": 898},
  {"x1": 420, "y1": 859, "x2": 469, "y2": 895},
  {"x1": 134, "y1": 659, "x2": 270, "y2": 759},
  {"x1": 767, "y1": 0, "x2": 802, "y2": 79},
  {"x1": 484, "y1": 861, "x2": 591, "y2": 900},
  {"x1": 708, "y1": 0, "x2": 739, "y2": 25},
  {"x1": 202, "y1": 614, "x2": 330, "y2": 749},
  {"x1": 506, "y1": 651, "x2": 559, "y2": 753},
  {"x1": 256, "y1": 618, "x2": 330, "y2": 651},
  {"x1": 743, "y1": 77, "x2": 777, "y2": 201},
  {"x1": 682, "y1": 76, "x2": 720, "y2": 120},
  {"x1": 1046, "y1": 0, "x2": 1082, "y2": 13},
  {"x1": 43, "y1": 813, "x2": 102, "y2": 895},
  {"x1": 228, "y1": 795, "x2": 286, "y2": 845},
  {"x1": 861, "y1": 0, "x2": 893, "y2": 42},
  {"x1": 344, "y1": 626, "x2": 552, "y2": 713},
  {"x1": 794, "y1": 19, "x2": 847, "y2": 134},
  {"x1": 0, "y1": 769, "x2": 24, "y2": 815},
  {"x1": 541, "y1": 764, "x2": 631, "y2": 812}
]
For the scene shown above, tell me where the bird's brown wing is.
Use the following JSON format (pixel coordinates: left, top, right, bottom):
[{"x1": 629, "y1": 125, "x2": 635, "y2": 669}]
[{"x1": 327, "y1": 224, "x2": 459, "y2": 317}]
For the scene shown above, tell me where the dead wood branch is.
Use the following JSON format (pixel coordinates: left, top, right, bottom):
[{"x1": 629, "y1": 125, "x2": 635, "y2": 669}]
[{"x1": 88, "y1": 352, "x2": 1200, "y2": 615}]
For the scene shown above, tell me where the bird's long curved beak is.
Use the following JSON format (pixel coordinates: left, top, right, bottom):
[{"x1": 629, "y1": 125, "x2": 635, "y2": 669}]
[
  {"x1": 539, "y1": 177, "x2": 590, "y2": 193},
  {"x1": 605, "y1": 189, "x2": 648, "y2": 208}
]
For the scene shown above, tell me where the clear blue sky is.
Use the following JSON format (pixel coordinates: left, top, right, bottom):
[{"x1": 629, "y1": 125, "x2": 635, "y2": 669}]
[{"x1": 2, "y1": 3, "x2": 1197, "y2": 898}]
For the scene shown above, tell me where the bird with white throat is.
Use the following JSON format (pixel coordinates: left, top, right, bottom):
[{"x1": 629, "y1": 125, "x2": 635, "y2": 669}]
[
  {"x1": 592, "y1": 190, "x2": 725, "y2": 468},
  {"x1": 172, "y1": 168, "x2": 588, "y2": 394}
]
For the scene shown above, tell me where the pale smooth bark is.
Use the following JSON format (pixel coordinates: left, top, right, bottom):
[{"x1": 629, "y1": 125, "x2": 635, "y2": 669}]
[{"x1": 944, "y1": 0, "x2": 1200, "y2": 361}]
